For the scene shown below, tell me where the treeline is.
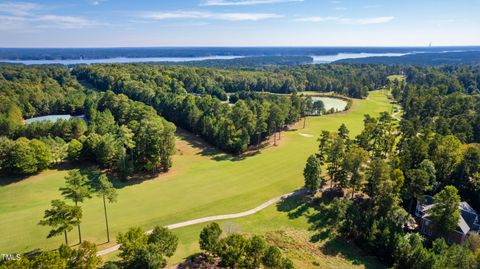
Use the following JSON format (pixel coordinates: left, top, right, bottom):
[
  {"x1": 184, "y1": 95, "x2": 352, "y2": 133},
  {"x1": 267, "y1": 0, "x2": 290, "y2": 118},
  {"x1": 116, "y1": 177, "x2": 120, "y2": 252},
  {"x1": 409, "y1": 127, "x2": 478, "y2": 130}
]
[
  {"x1": 73, "y1": 63, "x2": 395, "y2": 98},
  {"x1": 303, "y1": 114, "x2": 480, "y2": 268},
  {"x1": 13, "y1": 118, "x2": 87, "y2": 140},
  {"x1": 157, "y1": 55, "x2": 314, "y2": 68}
]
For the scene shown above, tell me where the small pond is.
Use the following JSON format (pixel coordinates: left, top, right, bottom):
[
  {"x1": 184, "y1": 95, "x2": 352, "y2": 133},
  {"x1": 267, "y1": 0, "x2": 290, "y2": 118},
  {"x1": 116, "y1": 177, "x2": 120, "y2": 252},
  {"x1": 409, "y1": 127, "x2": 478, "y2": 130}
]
[
  {"x1": 25, "y1": 114, "x2": 86, "y2": 124},
  {"x1": 310, "y1": 97, "x2": 348, "y2": 112}
]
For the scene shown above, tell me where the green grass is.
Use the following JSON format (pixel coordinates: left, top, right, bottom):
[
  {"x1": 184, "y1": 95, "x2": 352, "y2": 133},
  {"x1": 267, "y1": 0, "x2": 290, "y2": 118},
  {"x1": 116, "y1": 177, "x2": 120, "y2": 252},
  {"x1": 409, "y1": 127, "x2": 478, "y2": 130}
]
[
  {"x1": 0, "y1": 91, "x2": 391, "y2": 266},
  {"x1": 387, "y1": 75, "x2": 406, "y2": 82}
]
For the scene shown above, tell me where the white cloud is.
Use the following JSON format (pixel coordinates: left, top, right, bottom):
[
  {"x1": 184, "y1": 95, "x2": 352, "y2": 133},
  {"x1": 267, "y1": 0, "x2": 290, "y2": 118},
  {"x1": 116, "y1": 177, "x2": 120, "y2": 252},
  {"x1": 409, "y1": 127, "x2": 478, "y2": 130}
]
[
  {"x1": 295, "y1": 16, "x2": 339, "y2": 22},
  {"x1": 201, "y1": 0, "x2": 302, "y2": 6},
  {"x1": 0, "y1": 2, "x2": 39, "y2": 16},
  {"x1": 0, "y1": 2, "x2": 99, "y2": 31},
  {"x1": 142, "y1": 11, "x2": 283, "y2": 21},
  {"x1": 34, "y1": 15, "x2": 99, "y2": 29},
  {"x1": 0, "y1": 15, "x2": 27, "y2": 30},
  {"x1": 346, "y1": 16, "x2": 393, "y2": 25},
  {"x1": 296, "y1": 16, "x2": 394, "y2": 25}
]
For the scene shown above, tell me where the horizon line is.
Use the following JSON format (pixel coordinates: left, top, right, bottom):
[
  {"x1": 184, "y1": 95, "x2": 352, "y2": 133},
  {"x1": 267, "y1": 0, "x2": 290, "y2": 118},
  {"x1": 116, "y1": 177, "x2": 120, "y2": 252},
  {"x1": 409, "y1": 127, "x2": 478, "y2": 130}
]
[{"x1": 1, "y1": 45, "x2": 480, "y2": 49}]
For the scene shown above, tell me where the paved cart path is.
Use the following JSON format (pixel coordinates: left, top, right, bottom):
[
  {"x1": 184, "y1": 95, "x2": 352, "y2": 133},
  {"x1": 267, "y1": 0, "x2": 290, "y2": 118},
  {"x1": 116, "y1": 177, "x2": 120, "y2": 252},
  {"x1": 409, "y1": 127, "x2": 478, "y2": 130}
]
[{"x1": 96, "y1": 189, "x2": 305, "y2": 256}]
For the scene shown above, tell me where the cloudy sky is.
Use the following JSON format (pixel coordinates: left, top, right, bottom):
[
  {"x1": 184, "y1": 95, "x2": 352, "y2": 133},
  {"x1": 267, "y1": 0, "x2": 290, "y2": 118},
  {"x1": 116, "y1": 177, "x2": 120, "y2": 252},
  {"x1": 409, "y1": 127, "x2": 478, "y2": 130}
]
[{"x1": 0, "y1": 0, "x2": 479, "y2": 47}]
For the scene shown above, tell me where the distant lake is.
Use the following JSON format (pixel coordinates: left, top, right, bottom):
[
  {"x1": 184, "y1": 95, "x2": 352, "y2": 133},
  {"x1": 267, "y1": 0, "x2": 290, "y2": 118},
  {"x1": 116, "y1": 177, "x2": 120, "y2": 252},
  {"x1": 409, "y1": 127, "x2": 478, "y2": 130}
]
[
  {"x1": 311, "y1": 97, "x2": 348, "y2": 111},
  {"x1": 2, "y1": 56, "x2": 243, "y2": 65},
  {"x1": 311, "y1": 52, "x2": 409, "y2": 63},
  {"x1": 25, "y1": 114, "x2": 86, "y2": 124}
]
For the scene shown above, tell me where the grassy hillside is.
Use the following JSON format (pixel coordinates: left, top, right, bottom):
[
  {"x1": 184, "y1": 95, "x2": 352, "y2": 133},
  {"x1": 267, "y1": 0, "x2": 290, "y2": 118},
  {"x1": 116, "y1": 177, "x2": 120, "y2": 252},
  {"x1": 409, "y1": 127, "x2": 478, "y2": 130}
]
[{"x1": 0, "y1": 91, "x2": 392, "y2": 265}]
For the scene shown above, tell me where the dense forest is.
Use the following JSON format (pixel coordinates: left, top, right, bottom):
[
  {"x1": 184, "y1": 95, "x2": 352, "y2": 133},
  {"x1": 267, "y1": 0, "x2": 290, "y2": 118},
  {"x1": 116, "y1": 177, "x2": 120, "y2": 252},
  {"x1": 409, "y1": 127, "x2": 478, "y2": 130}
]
[
  {"x1": 301, "y1": 64, "x2": 480, "y2": 268},
  {"x1": 0, "y1": 65, "x2": 175, "y2": 178},
  {"x1": 73, "y1": 64, "x2": 392, "y2": 153},
  {"x1": 304, "y1": 118, "x2": 480, "y2": 268},
  {"x1": 397, "y1": 65, "x2": 480, "y2": 143},
  {"x1": 73, "y1": 63, "x2": 395, "y2": 97}
]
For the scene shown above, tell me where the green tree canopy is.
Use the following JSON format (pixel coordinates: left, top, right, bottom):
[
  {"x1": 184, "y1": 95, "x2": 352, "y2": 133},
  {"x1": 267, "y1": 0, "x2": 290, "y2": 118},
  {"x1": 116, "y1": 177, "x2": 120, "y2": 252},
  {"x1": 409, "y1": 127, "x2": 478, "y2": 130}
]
[{"x1": 428, "y1": 185, "x2": 461, "y2": 236}]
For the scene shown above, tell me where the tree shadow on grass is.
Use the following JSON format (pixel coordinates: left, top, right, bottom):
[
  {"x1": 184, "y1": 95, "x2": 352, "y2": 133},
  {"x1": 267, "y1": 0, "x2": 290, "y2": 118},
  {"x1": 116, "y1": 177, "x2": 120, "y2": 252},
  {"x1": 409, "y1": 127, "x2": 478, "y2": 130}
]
[
  {"x1": 77, "y1": 166, "x2": 162, "y2": 190},
  {"x1": 276, "y1": 193, "x2": 316, "y2": 220},
  {"x1": 0, "y1": 162, "x2": 83, "y2": 186},
  {"x1": 321, "y1": 238, "x2": 386, "y2": 269},
  {"x1": 176, "y1": 128, "x2": 265, "y2": 163},
  {"x1": 0, "y1": 173, "x2": 34, "y2": 186},
  {"x1": 275, "y1": 188, "x2": 385, "y2": 269}
]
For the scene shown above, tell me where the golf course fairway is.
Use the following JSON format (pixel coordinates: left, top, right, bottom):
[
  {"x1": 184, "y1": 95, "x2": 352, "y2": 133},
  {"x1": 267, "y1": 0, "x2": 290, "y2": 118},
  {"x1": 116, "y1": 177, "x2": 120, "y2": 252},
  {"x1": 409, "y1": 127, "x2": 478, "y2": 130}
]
[{"x1": 0, "y1": 90, "x2": 392, "y2": 266}]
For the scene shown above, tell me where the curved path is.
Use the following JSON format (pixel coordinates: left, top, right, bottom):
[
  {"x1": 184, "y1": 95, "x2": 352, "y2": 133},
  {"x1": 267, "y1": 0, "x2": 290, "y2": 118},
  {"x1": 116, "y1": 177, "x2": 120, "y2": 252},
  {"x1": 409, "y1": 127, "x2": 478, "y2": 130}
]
[
  {"x1": 96, "y1": 189, "x2": 305, "y2": 256},
  {"x1": 392, "y1": 109, "x2": 402, "y2": 121}
]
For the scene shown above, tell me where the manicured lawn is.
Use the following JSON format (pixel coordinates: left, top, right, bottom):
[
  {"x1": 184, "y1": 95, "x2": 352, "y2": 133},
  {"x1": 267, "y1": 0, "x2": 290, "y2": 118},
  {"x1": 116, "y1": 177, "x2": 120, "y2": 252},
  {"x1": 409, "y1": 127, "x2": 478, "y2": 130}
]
[{"x1": 0, "y1": 91, "x2": 391, "y2": 265}]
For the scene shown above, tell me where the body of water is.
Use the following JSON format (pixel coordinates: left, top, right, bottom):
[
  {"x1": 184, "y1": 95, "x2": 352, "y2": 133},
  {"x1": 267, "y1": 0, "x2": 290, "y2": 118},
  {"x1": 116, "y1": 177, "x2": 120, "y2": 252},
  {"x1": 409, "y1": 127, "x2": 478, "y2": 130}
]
[
  {"x1": 3, "y1": 53, "x2": 407, "y2": 65},
  {"x1": 25, "y1": 114, "x2": 86, "y2": 124},
  {"x1": 2, "y1": 47, "x2": 477, "y2": 65},
  {"x1": 311, "y1": 52, "x2": 408, "y2": 63},
  {"x1": 2, "y1": 56, "x2": 243, "y2": 65},
  {"x1": 311, "y1": 96, "x2": 348, "y2": 111}
]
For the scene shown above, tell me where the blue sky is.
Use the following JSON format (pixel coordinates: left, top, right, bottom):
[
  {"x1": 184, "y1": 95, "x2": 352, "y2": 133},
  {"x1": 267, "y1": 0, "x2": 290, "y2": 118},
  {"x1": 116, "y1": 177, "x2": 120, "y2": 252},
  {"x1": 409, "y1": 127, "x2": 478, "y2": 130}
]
[{"x1": 0, "y1": 0, "x2": 479, "y2": 47}]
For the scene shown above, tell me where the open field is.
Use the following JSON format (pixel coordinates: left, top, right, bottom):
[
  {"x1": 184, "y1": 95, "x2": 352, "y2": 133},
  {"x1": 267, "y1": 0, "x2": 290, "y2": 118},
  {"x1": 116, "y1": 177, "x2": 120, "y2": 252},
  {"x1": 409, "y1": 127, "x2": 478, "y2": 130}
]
[{"x1": 0, "y1": 91, "x2": 391, "y2": 266}]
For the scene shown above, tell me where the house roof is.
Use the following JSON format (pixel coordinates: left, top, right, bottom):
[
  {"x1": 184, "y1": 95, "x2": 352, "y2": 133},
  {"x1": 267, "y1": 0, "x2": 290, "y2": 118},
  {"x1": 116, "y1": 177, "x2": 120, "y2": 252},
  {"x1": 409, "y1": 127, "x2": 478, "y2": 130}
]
[
  {"x1": 458, "y1": 215, "x2": 471, "y2": 234},
  {"x1": 419, "y1": 196, "x2": 479, "y2": 235}
]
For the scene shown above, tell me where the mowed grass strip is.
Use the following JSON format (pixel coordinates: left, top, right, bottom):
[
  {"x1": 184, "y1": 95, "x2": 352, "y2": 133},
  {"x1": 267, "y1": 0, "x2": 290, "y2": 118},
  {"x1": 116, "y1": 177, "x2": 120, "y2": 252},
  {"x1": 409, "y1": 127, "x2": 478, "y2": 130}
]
[{"x1": 0, "y1": 91, "x2": 391, "y2": 255}]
